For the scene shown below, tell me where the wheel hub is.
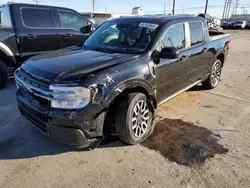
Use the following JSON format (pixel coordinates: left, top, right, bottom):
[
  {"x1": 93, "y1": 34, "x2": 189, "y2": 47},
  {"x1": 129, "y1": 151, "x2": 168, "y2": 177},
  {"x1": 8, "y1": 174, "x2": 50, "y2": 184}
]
[
  {"x1": 132, "y1": 100, "x2": 150, "y2": 138},
  {"x1": 211, "y1": 61, "x2": 222, "y2": 87}
]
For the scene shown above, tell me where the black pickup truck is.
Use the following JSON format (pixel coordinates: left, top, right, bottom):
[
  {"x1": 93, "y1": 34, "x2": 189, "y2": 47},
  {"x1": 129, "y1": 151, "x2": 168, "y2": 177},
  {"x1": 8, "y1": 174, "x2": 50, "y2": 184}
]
[
  {"x1": 0, "y1": 3, "x2": 94, "y2": 89},
  {"x1": 15, "y1": 16, "x2": 230, "y2": 148}
]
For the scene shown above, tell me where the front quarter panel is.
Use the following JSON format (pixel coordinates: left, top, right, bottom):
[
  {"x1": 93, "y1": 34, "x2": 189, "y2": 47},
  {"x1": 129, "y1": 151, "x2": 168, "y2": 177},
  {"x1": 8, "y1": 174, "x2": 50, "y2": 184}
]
[{"x1": 83, "y1": 53, "x2": 156, "y2": 108}]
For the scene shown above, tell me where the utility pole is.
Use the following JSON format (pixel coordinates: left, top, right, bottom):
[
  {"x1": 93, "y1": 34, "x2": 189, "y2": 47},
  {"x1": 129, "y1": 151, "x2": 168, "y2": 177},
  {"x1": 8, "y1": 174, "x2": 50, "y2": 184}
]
[
  {"x1": 33, "y1": 0, "x2": 39, "y2": 4},
  {"x1": 227, "y1": 0, "x2": 233, "y2": 19},
  {"x1": 241, "y1": 7, "x2": 246, "y2": 14},
  {"x1": 93, "y1": 0, "x2": 95, "y2": 12},
  {"x1": 181, "y1": 6, "x2": 184, "y2": 14},
  {"x1": 222, "y1": 0, "x2": 227, "y2": 19},
  {"x1": 232, "y1": 7, "x2": 235, "y2": 16},
  {"x1": 205, "y1": 0, "x2": 209, "y2": 14},
  {"x1": 172, "y1": 0, "x2": 175, "y2": 15},
  {"x1": 234, "y1": 0, "x2": 240, "y2": 14},
  {"x1": 225, "y1": 0, "x2": 229, "y2": 19},
  {"x1": 225, "y1": 0, "x2": 232, "y2": 19}
]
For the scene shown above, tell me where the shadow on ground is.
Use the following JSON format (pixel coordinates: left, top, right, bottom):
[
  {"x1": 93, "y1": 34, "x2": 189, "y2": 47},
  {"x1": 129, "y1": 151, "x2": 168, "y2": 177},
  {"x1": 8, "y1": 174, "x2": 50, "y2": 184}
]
[
  {"x1": 141, "y1": 118, "x2": 229, "y2": 166},
  {"x1": 0, "y1": 117, "x2": 229, "y2": 163},
  {"x1": 0, "y1": 82, "x2": 228, "y2": 162},
  {"x1": 0, "y1": 122, "x2": 126, "y2": 160},
  {"x1": 188, "y1": 84, "x2": 204, "y2": 92},
  {"x1": 0, "y1": 79, "x2": 17, "y2": 107}
]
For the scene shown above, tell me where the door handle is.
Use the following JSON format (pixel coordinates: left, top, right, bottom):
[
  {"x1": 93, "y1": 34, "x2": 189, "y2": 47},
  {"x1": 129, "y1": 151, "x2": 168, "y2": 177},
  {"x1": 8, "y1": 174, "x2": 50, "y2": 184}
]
[
  {"x1": 180, "y1": 55, "x2": 190, "y2": 61},
  {"x1": 63, "y1": 34, "x2": 73, "y2": 38},
  {"x1": 24, "y1": 34, "x2": 36, "y2": 39}
]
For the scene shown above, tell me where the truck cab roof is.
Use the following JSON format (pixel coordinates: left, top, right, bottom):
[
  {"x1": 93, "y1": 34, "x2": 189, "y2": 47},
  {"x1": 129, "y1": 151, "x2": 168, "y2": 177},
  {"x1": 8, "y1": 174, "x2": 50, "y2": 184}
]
[
  {"x1": 0, "y1": 3, "x2": 74, "y2": 10},
  {"x1": 110, "y1": 15, "x2": 205, "y2": 25}
]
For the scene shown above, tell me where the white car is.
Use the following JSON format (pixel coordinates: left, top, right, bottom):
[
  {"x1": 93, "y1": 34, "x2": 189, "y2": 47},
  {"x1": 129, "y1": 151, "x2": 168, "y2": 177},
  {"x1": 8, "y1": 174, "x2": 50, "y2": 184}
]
[{"x1": 233, "y1": 21, "x2": 246, "y2": 29}]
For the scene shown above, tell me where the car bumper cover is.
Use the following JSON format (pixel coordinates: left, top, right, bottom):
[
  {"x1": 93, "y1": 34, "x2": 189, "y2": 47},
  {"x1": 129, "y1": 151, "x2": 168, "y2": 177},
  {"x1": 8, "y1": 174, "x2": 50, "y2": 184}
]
[{"x1": 17, "y1": 92, "x2": 105, "y2": 148}]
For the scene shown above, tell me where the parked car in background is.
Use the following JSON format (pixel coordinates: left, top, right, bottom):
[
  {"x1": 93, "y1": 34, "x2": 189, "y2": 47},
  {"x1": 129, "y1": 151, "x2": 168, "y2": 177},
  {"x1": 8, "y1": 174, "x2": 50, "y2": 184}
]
[
  {"x1": 221, "y1": 21, "x2": 228, "y2": 29},
  {"x1": 15, "y1": 16, "x2": 230, "y2": 148},
  {"x1": 227, "y1": 21, "x2": 235, "y2": 29},
  {"x1": 0, "y1": 3, "x2": 95, "y2": 89},
  {"x1": 246, "y1": 21, "x2": 250, "y2": 29},
  {"x1": 221, "y1": 21, "x2": 235, "y2": 29},
  {"x1": 198, "y1": 14, "x2": 222, "y2": 31},
  {"x1": 233, "y1": 20, "x2": 246, "y2": 29}
]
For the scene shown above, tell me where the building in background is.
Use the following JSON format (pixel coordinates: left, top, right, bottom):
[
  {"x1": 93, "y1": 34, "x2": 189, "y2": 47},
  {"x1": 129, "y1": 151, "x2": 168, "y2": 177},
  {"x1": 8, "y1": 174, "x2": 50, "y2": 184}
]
[
  {"x1": 132, "y1": 7, "x2": 144, "y2": 15},
  {"x1": 231, "y1": 14, "x2": 250, "y2": 20}
]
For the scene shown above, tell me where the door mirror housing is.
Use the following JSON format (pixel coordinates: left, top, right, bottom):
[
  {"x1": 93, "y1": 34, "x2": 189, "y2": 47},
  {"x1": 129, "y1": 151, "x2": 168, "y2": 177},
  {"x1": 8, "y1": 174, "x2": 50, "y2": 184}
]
[
  {"x1": 80, "y1": 24, "x2": 95, "y2": 34},
  {"x1": 160, "y1": 47, "x2": 180, "y2": 59}
]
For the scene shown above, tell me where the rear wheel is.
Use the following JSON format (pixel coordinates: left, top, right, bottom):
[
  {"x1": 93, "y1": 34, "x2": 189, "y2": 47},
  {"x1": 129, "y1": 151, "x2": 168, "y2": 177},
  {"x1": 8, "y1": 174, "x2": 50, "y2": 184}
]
[
  {"x1": 203, "y1": 59, "x2": 222, "y2": 89},
  {"x1": 0, "y1": 60, "x2": 9, "y2": 90},
  {"x1": 115, "y1": 93, "x2": 154, "y2": 145}
]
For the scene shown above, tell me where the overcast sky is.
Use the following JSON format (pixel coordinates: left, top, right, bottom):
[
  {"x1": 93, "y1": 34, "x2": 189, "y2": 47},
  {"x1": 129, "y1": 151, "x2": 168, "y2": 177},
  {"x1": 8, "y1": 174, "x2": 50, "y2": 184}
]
[{"x1": 1, "y1": 0, "x2": 250, "y2": 18}]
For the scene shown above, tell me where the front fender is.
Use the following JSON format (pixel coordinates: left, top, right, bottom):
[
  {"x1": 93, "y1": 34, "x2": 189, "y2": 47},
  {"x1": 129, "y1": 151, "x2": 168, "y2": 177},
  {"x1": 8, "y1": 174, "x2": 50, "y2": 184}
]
[
  {"x1": 103, "y1": 79, "x2": 155, "y2": 108},
  {"x1": 82, "y1": 53, "x2": 156, "y2": 109}
]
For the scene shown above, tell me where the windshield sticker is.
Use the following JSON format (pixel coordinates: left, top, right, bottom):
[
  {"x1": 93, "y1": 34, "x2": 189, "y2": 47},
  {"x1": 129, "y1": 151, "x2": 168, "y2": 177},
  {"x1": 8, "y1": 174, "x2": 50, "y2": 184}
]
[{"x1": 139, "y1": 23, "x2": 159, "y2": 30}]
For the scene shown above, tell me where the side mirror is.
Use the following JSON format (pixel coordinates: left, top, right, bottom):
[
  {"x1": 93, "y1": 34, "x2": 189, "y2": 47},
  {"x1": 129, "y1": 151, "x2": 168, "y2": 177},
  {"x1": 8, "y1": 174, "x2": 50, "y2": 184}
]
[
  {"x1": 160, "y1": 47, "x2": 180, "y2": 59},
  {"x1": 90, "y1": 24, "x2": 96, "y2": 32},
  {"x1": 80, "y1": 24, "x2": 95, "y2": 34}
]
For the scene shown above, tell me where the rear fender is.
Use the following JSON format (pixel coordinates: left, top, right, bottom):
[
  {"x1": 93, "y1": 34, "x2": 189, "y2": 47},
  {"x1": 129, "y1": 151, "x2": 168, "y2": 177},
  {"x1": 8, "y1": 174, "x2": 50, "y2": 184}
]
[{"x1": 215, "y1": 51, "x2": 225, "y2": 65}]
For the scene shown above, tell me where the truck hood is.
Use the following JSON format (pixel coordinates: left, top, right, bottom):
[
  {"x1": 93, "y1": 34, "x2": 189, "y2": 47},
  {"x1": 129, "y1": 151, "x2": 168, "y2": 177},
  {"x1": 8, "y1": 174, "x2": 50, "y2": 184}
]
[{"x1": 21, "y1": 46, "x2": 137, "y2": 83}]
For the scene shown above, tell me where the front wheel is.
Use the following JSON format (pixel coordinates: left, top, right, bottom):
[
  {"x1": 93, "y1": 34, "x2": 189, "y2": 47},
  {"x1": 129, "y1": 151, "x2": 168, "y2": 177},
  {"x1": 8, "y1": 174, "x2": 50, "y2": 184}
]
[
  {"x1": 202, "y1": 59, "x2": 223, "y2": 89},
  {"x1": 115, "y1": 93, "x2": 154, "y2": 145}
]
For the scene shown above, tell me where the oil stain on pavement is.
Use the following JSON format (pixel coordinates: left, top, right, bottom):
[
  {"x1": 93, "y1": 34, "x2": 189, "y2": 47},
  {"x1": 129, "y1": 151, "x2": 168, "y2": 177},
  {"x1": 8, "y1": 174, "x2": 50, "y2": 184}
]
[{"x1": 142, "y1": 118, "x2": 229, "y2": 166}]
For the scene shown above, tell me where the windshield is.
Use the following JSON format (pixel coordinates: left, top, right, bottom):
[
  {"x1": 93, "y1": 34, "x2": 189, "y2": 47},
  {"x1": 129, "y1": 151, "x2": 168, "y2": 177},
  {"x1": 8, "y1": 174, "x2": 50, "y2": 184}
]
[{"x1": 84, "y1": 21, "x2": 159, "y2": 54}]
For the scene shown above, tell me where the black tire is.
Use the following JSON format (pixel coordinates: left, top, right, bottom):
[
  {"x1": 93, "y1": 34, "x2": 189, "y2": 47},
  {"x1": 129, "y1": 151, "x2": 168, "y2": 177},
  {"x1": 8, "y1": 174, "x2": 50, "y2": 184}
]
[
  {"x1": 202, "y1": 59, "x2": 222, "y2": 90},
  {"x1": 115, "y1": 93, "x2": 155, "y2": 145},
  {"x1": 0, "y1": 60, "x2": 9, "y2": 90}
]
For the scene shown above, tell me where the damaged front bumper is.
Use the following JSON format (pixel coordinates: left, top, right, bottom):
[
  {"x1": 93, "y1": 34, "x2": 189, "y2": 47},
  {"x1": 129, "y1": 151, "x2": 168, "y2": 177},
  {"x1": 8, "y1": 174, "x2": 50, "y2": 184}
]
[{"x1": 17, "y1": 91, "x2": 105, "y2": 148}]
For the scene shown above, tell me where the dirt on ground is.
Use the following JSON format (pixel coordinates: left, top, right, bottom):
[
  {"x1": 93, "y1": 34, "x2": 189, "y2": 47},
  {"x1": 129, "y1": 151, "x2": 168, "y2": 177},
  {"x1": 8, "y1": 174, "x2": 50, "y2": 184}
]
[
  {"x1": 159, "y1": 91, "x2": 200, "y2": 112},
  {"x1": 142, "y1": 118, "x2": 229, "y2": 166}
]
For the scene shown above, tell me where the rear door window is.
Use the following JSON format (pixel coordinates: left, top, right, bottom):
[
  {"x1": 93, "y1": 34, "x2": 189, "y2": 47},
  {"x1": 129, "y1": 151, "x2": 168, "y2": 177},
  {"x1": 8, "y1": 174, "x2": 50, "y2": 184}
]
[
  {"x1": 189, "y1": 22, "x2": 204, "y2": 46},
  {"x1": 21, "y1": 8, "x2": 55, "y2": 28},
  {"x1": 160, "y1": 23, "x2": 185, "y2": 50},
  {"x1": 58, "y1": 10, "x2": 88, "y2": 31},
  {"x1": 0, "y1": 7, "x2": 12, "y2": 27}
]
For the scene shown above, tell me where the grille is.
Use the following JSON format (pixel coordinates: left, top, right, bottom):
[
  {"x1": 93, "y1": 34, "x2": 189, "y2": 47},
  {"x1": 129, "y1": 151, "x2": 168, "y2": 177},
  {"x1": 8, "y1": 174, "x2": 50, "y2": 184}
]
[
  {"x1": 19, "y1": 107, "x2": 47, "y2": 133},
  {"x1": 15, "y1": 68, "x2": 51, "y2": 110},
  {"x1": 15, "y1": 68, "x2": 50, "y2": 90}
]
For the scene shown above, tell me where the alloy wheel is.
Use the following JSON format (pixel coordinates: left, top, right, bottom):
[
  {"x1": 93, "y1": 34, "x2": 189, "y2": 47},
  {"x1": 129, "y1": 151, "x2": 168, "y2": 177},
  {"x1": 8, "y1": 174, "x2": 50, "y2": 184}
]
[
  {"x1": 211, "y1": 60, "x2": 222, "y2": 87},
  {"x1": 131, "y1": 100, "x2": 150, "y2": 138}
]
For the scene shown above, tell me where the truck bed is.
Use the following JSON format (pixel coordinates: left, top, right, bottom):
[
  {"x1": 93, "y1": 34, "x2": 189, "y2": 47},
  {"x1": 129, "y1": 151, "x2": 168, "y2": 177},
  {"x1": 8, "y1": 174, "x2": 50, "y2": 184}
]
[
  {"x1": 209, "y1": 30, "x2": 230, "y2": 41},
  {"x1": 209, "y1": 31, "x2": 229, "y2": 41}
]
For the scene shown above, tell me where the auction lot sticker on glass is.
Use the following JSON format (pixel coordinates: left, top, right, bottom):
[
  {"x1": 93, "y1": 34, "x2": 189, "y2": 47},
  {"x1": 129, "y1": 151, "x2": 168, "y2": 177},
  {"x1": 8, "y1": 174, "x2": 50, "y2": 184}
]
[{"x1": 139, "y1": 23, "x2": 159, "y2": 29}]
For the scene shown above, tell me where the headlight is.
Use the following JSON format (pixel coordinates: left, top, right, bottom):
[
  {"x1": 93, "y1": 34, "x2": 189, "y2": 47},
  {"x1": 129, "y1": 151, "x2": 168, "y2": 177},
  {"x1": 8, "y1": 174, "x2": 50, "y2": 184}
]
[{"x1": 49, "y1": 85, "x2": 91, "y2": 109}]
